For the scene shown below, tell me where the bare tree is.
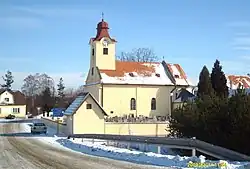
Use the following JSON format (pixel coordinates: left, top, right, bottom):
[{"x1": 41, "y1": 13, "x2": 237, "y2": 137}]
[
  {"x1": 117, "y1": 48, "x2": 159, "y2": 62},
  {"x1": 21, "y1": 73, "x2": 55, "y2": 96},
  {"x1": 21, "y1": 73, "x2": 55, "y2": 114}
]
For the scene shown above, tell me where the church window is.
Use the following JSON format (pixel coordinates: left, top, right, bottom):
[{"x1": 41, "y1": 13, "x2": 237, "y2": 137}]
[
  {"x1": 92, "y1": 48, "x2": 94, "y2": 56},
  {"x1": 130, "y1": 98, "x2": 136, "y2": 110},
  {"x1": 91, "y1": 67, "x2": 94, "y2": 75},
  {"x1": 151, "y1": 98, "x2": 156, "y2": 110},
  {"x1": 103, "y1": 48, "x2": 108, "y2": 55}
]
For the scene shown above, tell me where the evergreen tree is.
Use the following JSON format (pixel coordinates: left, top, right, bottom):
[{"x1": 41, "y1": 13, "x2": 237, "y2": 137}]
[
  {"x1": 211, "y1": 60, "x2": 229, "y2": 98},
  {"x1": 1, "y1": 70, "x2": 14, "y2": 91},
  {"x1": 197, "y1": 66, "x2": 214, "y2": 98},
  {"x1": 57, "y1": 77, "x2": 65, "y2": 98}
]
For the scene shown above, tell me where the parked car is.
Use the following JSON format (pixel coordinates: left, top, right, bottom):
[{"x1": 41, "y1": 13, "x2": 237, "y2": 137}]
[
  {"x1": 31, "y1": 122, "x2": 47, "y2": 134},
  {"x1": 5, "y1": 114, "x2": 15, "y2": 119},
  {"x1": 27, "y1": 114, "x2": 33, "y2": 118}
]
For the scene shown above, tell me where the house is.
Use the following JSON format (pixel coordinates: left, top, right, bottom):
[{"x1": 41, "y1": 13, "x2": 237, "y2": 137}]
[
  {"x1": 173, "y1": 88, "x2": 196, "y2": 109},
  {"x1": 0, "y1": 89, "x2": 26, "y2": 118},
  {"x1": 63, "y1": 92, "x2": 107, "y2": 135},
  {"x1": 84, "y1": 18, "x2": 193, "y2": 118},
  {"x1": 227, "y1": 75, "x2": 250, "y2": 89}
]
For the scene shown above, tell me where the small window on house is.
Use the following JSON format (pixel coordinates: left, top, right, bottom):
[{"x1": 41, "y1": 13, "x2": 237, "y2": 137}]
[
  {"x1": 92, "y1": 48, "x2": 94, "y2": 56},
  {"x1": 175, "y1": 92, "x2": 178, "y2": 98},
  {"x1": 86, "y1": 104, "x2": 92, "y2": 109},
  {"x1": 174, "y1": 75, "x2": 179, "y2": 78},
  {"x1": 110, "y1": 111, "x2": 113, "y2": 114},
  {"x1": 103, "y1": 48, "x2": 108, "y2": 55},
  {"x1": 13, "y1": 108, "x2": 20, "y2": 114},
  {"x1": 91, "y1": 67, "x2": 94, "y2": 76},
  {"x1": 151, "y1": 98, "x2": 156, "y2": 110},
  {"x1": 155, "y1": 73, "x2": 160, "y2": 77},
  {"x1": 130, "y1": 98, "x2": 136, "y2": 110},
  {"x1": 4, "y1": 98, "x2": 9, "y2": 102},
  {"x1": 129, "y1": 73, "x2": 134, "y2": 77}
]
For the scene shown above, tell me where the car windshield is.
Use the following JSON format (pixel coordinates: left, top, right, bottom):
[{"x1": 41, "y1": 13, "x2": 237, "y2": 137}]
[{"x1": 34, "y1": 123, "x2": 46, "y2": 126}]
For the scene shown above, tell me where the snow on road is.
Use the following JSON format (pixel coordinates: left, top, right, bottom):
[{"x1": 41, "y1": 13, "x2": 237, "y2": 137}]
[{"x1": 20, "y1": 121, "x2": 250, "y2": 169}]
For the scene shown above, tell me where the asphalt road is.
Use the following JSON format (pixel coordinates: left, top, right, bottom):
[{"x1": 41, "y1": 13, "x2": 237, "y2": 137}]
[{"x1": 0, "y1": 121, "x2": 173, "y2": 169}]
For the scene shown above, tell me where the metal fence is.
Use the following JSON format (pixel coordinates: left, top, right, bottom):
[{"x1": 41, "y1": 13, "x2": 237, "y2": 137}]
[{"x1": 67, "y1": 134, "x2": 250, "y2": 162}]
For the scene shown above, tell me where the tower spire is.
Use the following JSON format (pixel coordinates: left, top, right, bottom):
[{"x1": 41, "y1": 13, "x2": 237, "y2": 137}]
[{"x1": 102, "y1": 12, "x2": 104, "y2": 21}]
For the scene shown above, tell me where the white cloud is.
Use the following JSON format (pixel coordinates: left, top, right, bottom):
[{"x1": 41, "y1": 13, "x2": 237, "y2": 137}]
[
  {"x1": 0, "y1": 57, "x2": 34, "y2": 63},
  {"x1": 0, "y1": 16, "x2": 42, "y2": 29},
  {"x1": 0, "y1": 71, "x2": 87, "y2": 90},
  {"x1": 240, "y1": 55, "x2": 250, "y2": 60},
  {"x1": 12, "y1": 6, "x2": 100, "y2": 19},
  {"x1": 233, "y1": 46, "x2": 250, "y2": 50},
  {"x1": 227, "y1": 21, "x2": 250, "y2": 27}
]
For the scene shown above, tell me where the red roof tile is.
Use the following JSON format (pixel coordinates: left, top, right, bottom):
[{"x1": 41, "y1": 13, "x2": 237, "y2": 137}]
[
  {"x1": 99, "y1": 61, "x2": 158, "y2": 77},
  {"x1": 228, "y1": 75, "x2": 250, "y2": 88}
]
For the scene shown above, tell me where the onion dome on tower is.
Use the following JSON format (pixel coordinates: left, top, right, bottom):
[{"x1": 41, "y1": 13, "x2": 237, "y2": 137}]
[{"x1": 89, "y1": 13, "x2": 116, "y2": 43}]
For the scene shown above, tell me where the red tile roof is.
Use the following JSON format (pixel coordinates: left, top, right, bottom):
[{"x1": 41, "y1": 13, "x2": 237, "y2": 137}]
[
  {"x1": 99, "y1": 61, "x2": 157, "y2": 77},
  {"x1": 167, "y1": 63, "x2": 187, "y2": 79},
  {"x1": 228, "y1": 75, "x2": 250, "y2": 88}
]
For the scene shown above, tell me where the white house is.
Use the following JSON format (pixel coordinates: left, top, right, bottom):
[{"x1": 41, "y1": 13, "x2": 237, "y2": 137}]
[{"x1": 0, "y1": 89, "x2": 26, "y2": 118}]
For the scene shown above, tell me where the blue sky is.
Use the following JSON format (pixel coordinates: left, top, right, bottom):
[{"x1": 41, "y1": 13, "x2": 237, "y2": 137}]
[{"x1": 0, "y1": 0, "x2": 250, "y2": 89}]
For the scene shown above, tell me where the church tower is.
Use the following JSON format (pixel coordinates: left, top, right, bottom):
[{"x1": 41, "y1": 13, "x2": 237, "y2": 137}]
[{"x1": 89, "y1": 14, "x2": 116, "y2": 71}]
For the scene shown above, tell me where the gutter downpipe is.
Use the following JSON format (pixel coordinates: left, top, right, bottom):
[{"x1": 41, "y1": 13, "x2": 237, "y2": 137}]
[{"x1": 101, "y1": 83, "x2": 104, "y2": 107}]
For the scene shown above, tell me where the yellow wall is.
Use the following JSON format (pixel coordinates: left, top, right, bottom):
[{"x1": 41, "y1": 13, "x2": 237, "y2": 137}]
[
  {"x1": 102, "y1": 84, "x2": 174, "y2": 117},
  {"x1": 90, "y1": 39, "x2": 116, "y2": 70},
  {"x1": 104, "y1": 123, "x2": 169, "y2": 136},
  {"x1": 73, "y1": 96, "x2": 105, "y2": 134},
  {"x1": 0, "y1": 105, "x2": 26, "y2": 118}
]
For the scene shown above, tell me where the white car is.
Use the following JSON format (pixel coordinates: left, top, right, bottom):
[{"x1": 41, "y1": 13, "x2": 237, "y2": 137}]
[{"x1": 31, "y1": 122, "x2": 47, "y2": 134}]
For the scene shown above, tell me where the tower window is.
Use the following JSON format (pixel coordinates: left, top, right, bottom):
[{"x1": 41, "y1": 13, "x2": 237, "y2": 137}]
[
  {"x1": 92, "y1": 48, "x2": 94, "y2": 56},
  {"x1": 103, "y1": 48, "x2": 108, "y2": 55},
  {"x1": 151, "y1": 98, "x2": 156, "y2": 110},
  {"x1": 91, "y1": 67, "x2": 94, "y2": 75},
  {"x1": 130, "y1": 98, "x2": 136, "y2": 110}
]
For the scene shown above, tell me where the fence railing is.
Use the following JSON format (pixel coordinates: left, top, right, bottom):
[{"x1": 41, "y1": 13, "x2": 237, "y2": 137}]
[{"x1": 67, "y1": 134, "x2": 250, "y2": 162}]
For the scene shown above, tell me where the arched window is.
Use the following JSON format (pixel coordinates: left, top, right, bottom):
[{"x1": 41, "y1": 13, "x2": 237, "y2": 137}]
[
  {"x1": 130, "y1": 98, "x2": 136, "y2": 110},
  {"x1": 151, "y1": 98, "x2": 156, "y2": 110}
]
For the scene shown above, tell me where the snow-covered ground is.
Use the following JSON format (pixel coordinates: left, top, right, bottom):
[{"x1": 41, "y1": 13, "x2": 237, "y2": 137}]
[{"x1": 19, "y1": 121, "x2": 250, "y2": 169}]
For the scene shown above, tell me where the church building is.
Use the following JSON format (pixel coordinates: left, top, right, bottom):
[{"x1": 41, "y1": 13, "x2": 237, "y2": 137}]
[{"x1": 84, "y1": 18, "x2": 193, "y2": 119}]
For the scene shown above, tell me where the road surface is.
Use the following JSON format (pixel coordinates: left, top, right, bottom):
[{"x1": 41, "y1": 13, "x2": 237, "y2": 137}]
[{"x1": 0, "y1": 120, "x2": 173, "y2": 169}]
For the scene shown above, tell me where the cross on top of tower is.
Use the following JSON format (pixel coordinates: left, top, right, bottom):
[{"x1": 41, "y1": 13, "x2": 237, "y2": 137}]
[{"x1": 102, "y1": 12, "x2": 104, "y2": 21}]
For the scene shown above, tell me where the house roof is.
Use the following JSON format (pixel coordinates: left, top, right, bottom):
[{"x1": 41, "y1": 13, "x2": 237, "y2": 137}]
[
  {"x1": 0, "y1": 89, "x2": 26, "y2": 105},
  {"x1": 174, "y1": 88, "x2": 196, "y2": 103},
  {"x1": 99, "y1": 61, "x2": 173, "y2": 85},
  {"x1": 63, "y1": 92, "x2": 107, "y2": 116},
  {"x1": 227, "y1": 75, "x2": 250, "y2": 89},
  {"x1": 98, "y1": 61, "x2": 192, "y2": 86}
]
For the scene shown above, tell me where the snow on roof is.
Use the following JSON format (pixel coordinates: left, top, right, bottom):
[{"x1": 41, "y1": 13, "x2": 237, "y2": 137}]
[
  {"x1": 227, "y1": 75, "x2": 250, "y2": 89},
  {"x1": 99, "y1": 61, "x2": 173, "y2": 85},
  {"x1": 166, "y1": 63, "x2": 192, "y2": 86}
]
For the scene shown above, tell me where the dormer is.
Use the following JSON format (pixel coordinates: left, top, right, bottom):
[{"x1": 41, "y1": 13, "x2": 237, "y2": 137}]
[
  {"x1": 129, "y1": 72, "x2": 135, "y2": 77},
  {"x1": 174, "y1": 74, "x2": 180, "y2": 78},
  {"x1": 155, "y1": 73, "x2": 160, "y2": 77}
]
